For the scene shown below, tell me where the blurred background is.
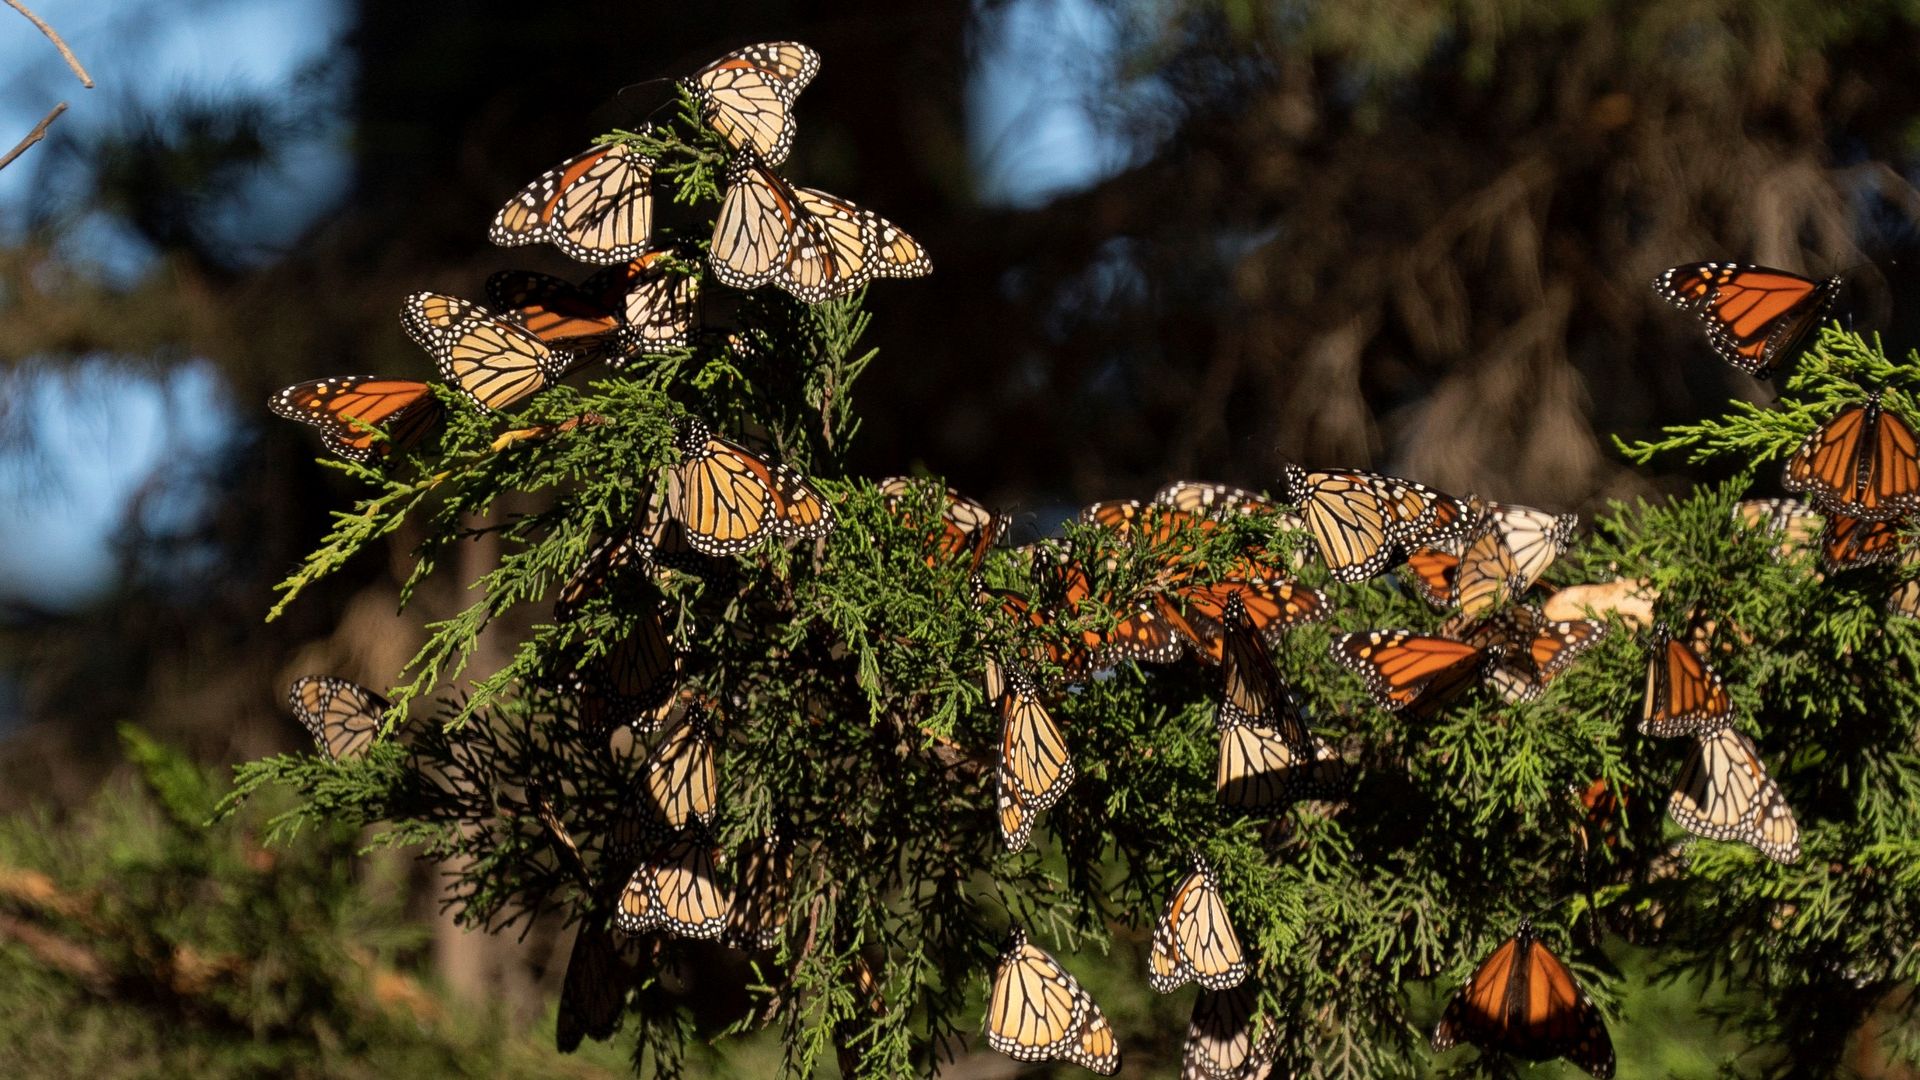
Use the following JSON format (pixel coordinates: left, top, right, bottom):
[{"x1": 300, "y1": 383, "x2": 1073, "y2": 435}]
[{"x1": 4, "y1": 0, "x2": 1920, "y2": 1074}]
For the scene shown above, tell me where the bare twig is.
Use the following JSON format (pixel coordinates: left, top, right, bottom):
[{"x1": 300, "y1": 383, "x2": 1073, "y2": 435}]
[
  {"x1": 5, "y1": 0, "x2": 93, "y2": 87},
  {"x1": 0, "y1": 101, "x2": 66, "y2": 173}
]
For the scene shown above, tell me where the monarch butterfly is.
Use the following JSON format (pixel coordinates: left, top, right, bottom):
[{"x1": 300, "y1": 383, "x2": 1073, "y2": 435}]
[
  {"x1": 1574, "y1": 778, "x2": 1627, "y2": 852},
  {"x1": 1329, "y1": 630, "x2": 1487, "y2": 714},
  {"x1": 1284, "y1": 467, "x2": 1471, "y2": 582},
  {"x1": 640, "y1": 704, "x2": 718, "y2": 830},
  {"x1": 487, "y1": 252, "x2": 699, "y2": 366},
  {"x1": 983, "y1": 927, "x2": 1121, "y2": 1075},
  {"x1": 1409, "y1": 502, "x2": 1578, "y2": 616},
  {"x1": 1216, "y1": 595, "x2": 1342, "y2": 808},
  {"x1": 567, "y1": 603, "x2": 682, "y2": 737},
  {"x1": 1668, "y1": 727, "x2": 1801, "y2": 863},
  {"x1": 1153, "y1": 579, "x2": 1329, "y2": 667},
  {"x1": 725, "y1": 827, "x2": 794, "y2": 952},
  {"x1": 1781, "y1": 394, "x2": 1920, "y2": 522},
  {"x1": 710, "y1": 150, "x2": 931, "y2": 303},
  {"x1": 489, "y1": 141, "x2": 654, "y2": 265},
  {"x1": 1449, "y1": 606, "x2": 1605, "y2": 704},
  {"x1": 269, "y1": 376, "x2": 442, "y2": 464},
  {"x1": 879, "y1": 476, "x2": 1008, "y2": 569},
  {"x1": 1653, "y1": 262, "x2": 1839, "y2": 379},
  {"x1": 401, "y1": 292, "x2": 578, "y2": 412},
  {"x1": 1431, "y1": 919, "x2": 1614, "y2": 1078},
  {"x1": 1819, "y1": 511, "x2": 1908, "y2": 572},
  {"x1": 288, "y1": 676, "x2": 385, "y2": 761},
  {"x1": 554, "y1": 533, "x2": 643, "y2": 621},
  {"x1": 1733, "y1": 497, "x2": 1824, "y2": 561},
  {"x1": 1183, "y1": 983, "x2": 1277, "y2": 1080},
  {"x1": 555, "y1": 920, "x2": 631, "y2": 1053},
  {"x1": 988, "y1": 656, "x2": 1074, "y2": 852},
  {"x1": 1639, "y1": 628, "x2": 1733, "y2": 738},
  {"x1": 615, "y1": 830, "x2": 730, "y2": 939},
  {"x1": 687, "y1": 42, "x2": 820, "y2": 166},
  {"x1": 665, "y1": 416, "x2": 835, "y2": 556},
  {"x1": 1153, "y1": 480, "x2": 1271, "y2": 517},
  {"x1": 1149, "y1": 853, "x2": 1248, "y2": 993}
]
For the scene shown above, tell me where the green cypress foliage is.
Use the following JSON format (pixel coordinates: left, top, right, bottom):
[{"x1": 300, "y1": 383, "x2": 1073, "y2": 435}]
[{"x1": 232, "y1": 75, "x2": 1920, "y2": 1078}]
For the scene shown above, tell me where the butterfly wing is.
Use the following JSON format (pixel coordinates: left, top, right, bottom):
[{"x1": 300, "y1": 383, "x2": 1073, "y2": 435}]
[
  {"x1": 711, "y1": 153, "x2": 798, "y2": 292},
  {"x1": 984, "y1": 930, "x2": 1120, "y2": 1075},
  {"x1": 1433, "y1": 922, "x2": 1614, "y2": 1078},
  {"x1": 269, "y1": 376, "x2": 441, "y2": 464},
  {"x1": 1148, "y1": 855, "x2": 1248, "y2": 993},
  {"x1": 288, "y1": 676, "x2": 386, "y2": 761},
  {"x1": 555, "y1": 921, "x2": 630, "y2": 1052},
  {"x1": 1654, "y1": 262, "x2": 1838, "y2": 378},
  {"x1": 1783, "y1": 398, "x2": 1920, "y2": 521},
  {"x1": 688, "y1": 42, "x2": 820, "y2": 165},
  {"x1": 1154, "y1": 480, "x2": 1270, "y2": 516},
  {"x1": 725, "y1": 829, "x2": 794, "y2": 952},
  {"x1": 490, "y1": 143, "x2": 654, "y2": 265},
  {"x1": 642, "y1": 705, "x2": 718, "y2": 829},
  {"x1": 1183, "y1": 983, "x2": 1276, "y2": 1080},
  {"x1": 1820, "y1": 512, "x2": 1906, "y2": 571},
  {"x1": 485, "y1": 269, "x2": 622, "y2": 347},
  {"x1": 1284, "y1": 467, "x2": 1396, "y2": 582},
  {"x1": 1668, "y1": 728, "x2": 1801, "y2": 863},
  {"x1": 1330, "y1": 631, "x2": 1485, "y2": 713},
  {"x1": 993, "y1": 663, "x2": 1074, "y2": 852},
  {"x1": 616, "y1": 833, "x2": 731, "y2": 939},
  {"x1": 402, "y1": 292, "x2": 570, "y2": 412},
  {"x1": 1638, "y1": 632, "x2": 1733, "y2": 738}
]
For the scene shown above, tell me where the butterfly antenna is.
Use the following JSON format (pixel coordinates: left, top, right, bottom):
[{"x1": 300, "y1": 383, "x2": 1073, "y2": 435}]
[{"x1": 613, "y1": 75, "x2": 674, "y2": 101}]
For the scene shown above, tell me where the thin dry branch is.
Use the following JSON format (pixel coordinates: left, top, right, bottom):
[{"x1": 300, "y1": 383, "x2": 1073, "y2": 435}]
[
  {"x1": 5, "y1": 0, "x2": 93, "y2": 87},
  {"x1": 0, "y1": 101, "x2": 66, "y2": 173}
]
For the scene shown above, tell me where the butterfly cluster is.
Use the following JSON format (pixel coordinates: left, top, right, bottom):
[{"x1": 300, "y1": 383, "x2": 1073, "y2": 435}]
[{"x1": 270, "y1": 41, "x2": 928, "y2": 458}]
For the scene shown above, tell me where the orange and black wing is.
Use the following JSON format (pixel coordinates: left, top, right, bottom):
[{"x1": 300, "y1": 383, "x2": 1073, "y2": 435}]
[
  {"x1": 485, "y1": 269, "x2": 622, "y2": 348},
  {"x1": 1147, "y1": 853, "x2": 1248, "y2": 993},
  {"x1": 1654, "y1": 262, "x2": 1838, "y2": 378},
  {"x1": 687, "y1": 42, "x2": 820, "y2": 165},
  {"x1": 1820, "y1": 512, "x2": 1906, "y2": 571},
  {"x1": 984, "y1": 928, "x2": 1120, "y2": 1075},
  {"x1": 270, "y1": 376, "x2": 441, "y2": 464},
  {"x1": 1432, "y1": 920, "x2": 1614, "y2": 1078},
  {"x1": 1782, "y1": 396, "x2": 1920, "y2": 521},
  {"x1": 1165, "y1": 579, "x2": 1327, "y2": 664},
  {"x1": 402, "y1": 292, "x2": 573, "y2": 412},
  {"x1": 489, "y1": 143, "x2": 654, "y2": 265},
  {"x1": 615, "y1": 831, "x2": 730, "y2": 939},
  {"x1": 288, "y1": 675, "x2": 386, "y2": 761},
  {"x1": 1330, "y1": 630, "x2": 1485, "y2": 713},
  {"x1": 991, "y1": 659, "x2": 1074, "y2": 852},
  {"x1": 1638, "y1": 629, "x2": 1733, "y2": 738}
]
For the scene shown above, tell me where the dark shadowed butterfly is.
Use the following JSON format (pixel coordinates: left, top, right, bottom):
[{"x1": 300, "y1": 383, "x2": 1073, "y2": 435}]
[
  {"x1": 270, "y1": 377, "x2": 442, "y2": 464},
  {"x1": 1148, "y1": 853, "x2": 1247, "y2": 993},
  {"x1": 988, "y1": 656, "x2": 1073, "y2": 852},
  {"x1": 1638, "y1": 627, "x2": 1732, "y2": 738},
  {"x1": 487, "y1": 250, "x2": 698, "y2": 367},
  {"x1": 567, "y1": 602, "x2": 682, "y2": 738},
  {"x1": 288, "y1": 676, "x2": 386, "y2": 761},
  {"x1": 489, "y1": 142, "x2": 653, "y2": 265},
  {"x1": 1330, "y1": 630, "x2": 1487, "y2": 714},
  {"x1": 1653, "y1": 262, "x2": 1839, "y2": 379},
  {"x1": 983, "y1": 927, "x2": 1120, "y2": 1075},
  {"x1": 687, "y1": 42, "x2": 820, "y2": 166},
  {"x1": 724, "y1": 826, "x2": 794, "y2": 952},
  {"x1": 555, "y1": 918, "x2": 632, "y2": 1053},
  {"x1": 1183, "y1": 982, "x2": 1277, "y2": 1080},
  {"x1": 1216, "y1": 594, "x2": 1342, "y2": 808},
  {"x1": 1819, "y1": 511, "x2": 1907, "y2": 572},
  {"x1": 1431, "y1": 918, "x2": 1614, "y2": 1078},
  {"x1": 665, "y1": 416, "x2": 834, "y2": 556},
  {"x1": 1668, "y1": 727, "x2": 1801, "y2": 863},
  {"x1": 401, "y1": 292, "x2": 579, "y2": 412},
  {"x1": 710, "y1": 150, "x2": 931, "y2": 304}
]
